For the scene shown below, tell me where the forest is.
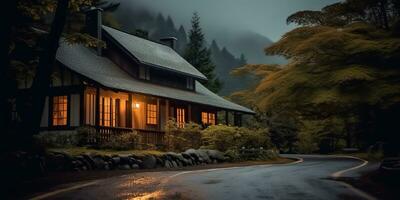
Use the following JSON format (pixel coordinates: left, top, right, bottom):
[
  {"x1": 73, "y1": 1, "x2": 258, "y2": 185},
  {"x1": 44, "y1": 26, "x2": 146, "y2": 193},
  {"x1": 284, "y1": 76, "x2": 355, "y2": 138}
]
[{"x1": 231, "y1": 0, "x2": 400, "y2": 155}]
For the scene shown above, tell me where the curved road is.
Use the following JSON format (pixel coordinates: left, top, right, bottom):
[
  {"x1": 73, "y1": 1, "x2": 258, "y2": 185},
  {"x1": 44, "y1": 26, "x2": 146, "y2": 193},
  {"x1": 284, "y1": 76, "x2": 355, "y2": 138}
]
[{"x1": 34, "y1": 155, "x2": 375, "y2": 200}]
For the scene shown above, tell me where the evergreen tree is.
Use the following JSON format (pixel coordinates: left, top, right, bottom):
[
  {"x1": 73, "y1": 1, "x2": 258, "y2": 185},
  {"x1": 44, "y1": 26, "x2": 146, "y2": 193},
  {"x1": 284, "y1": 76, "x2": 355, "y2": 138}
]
[
  {"x1": 176, "y1": 25, "x2": 188, "y2": 54},
  {"x1": 184, "y1": 12, "x2": 221, "y2": 93}
]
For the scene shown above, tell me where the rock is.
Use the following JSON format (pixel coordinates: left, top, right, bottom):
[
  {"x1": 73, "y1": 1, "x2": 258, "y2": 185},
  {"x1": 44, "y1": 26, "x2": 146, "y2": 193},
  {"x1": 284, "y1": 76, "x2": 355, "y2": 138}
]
[
  {"x1": 120, "y1": 156, "x2": 130, "y2": 165},
  {"x1": 111, "y1": 156, "x2": 120, "y2": 165},
  {"x1": 82, "y1": 154, "x2": 96, "y2": 169},
  {"x1": 93, "y1": 156, "x2": 106, "y2": 169},
  {"x1": 185, "y1": 149, "x2": 200, "y2": 161},
  {"x1": 156, "y1": 157, "x2": 164, "y2": 168},
  {"x1": 131, "y1": 164, "x2": 139, "y2": 169},
  {"x1": 118, "y1": 164, "x2": 131, "y2": 170},
  {"x1": 197, "y1": 150, "x2": 211, "y2": 163},
  {"x1": 171, "y1": 160, "x2": 178, "y2": 168},
  {"x1": 164, "y1": 160, "x2": 172, "y2": 168},
  {"x1": 206, "y1": 150, "x2": 225, "y2": 161},
  {"x1": 140, "y1": 155, "x2": 157, "y2": 169}
]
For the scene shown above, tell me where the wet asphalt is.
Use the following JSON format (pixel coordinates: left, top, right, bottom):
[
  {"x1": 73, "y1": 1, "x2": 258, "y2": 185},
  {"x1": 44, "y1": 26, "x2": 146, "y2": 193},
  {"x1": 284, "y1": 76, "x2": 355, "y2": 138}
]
[{"x1": 43, "y1": 155, "x2": 372, "y2": 200}]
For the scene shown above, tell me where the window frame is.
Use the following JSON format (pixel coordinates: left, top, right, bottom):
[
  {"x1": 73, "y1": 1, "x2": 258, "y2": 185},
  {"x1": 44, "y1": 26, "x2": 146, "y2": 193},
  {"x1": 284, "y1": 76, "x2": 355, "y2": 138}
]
[
  {"x1": 50, "y1": 95, "x2": 70, "y2": 127},
  {"x1": 201, "y1": 111, "x2": 216, "y2": 126},
  {"x1": 176, "y1": 107, "x2": 186, "y2": 128},
  {"x1": 146, "y1": 103, "x2": 158, "y2": 125}
]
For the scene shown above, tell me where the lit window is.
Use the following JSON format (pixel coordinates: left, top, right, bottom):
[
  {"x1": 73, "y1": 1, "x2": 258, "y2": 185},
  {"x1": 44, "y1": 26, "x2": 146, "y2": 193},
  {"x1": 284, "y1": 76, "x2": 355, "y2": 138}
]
[
  {"x1": 52, "y1": 96, "x2": 68, "y2": 126},
  {"x1": 201, "y1": 112, "x2": 208, "y2": 124},
  {"x1": 201, "y1": 112, "x2": 216, "y2": 125},
  {"x1": 208, "y1": 113, "x2": 216, "y2": 125},
  {"x1": 146, "y1": 104, "x2": 157, "y2": 125},
  {"x1": 100, "y1": 97, "x2": 111, "y2": 127},
  {"x1": 177, "y1": 108, "x2": 185, "y2": 128}
]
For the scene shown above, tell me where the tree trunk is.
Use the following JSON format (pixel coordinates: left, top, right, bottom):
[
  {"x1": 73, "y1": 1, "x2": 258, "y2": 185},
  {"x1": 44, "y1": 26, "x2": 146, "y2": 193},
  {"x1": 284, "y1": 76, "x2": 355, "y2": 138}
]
[
  {"x1": 23, "y1": 0, "x2": 69, "y2": 141},
  {"x1": 379, "y1": 0, "x2": 390, "y2": 29},
  {"x1": 0, "y1": 0, "x2": 17, "y2": 151}
]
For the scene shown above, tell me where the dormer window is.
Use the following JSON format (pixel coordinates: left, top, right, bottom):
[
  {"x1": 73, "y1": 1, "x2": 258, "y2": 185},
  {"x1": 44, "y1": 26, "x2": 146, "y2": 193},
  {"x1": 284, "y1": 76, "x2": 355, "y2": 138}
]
[
  {"x1": 139, "y1": 66, "x2": 150, "y2": 80},
  {"x1": 186, "y1": 77, "x2": 194, "y2": 90}
]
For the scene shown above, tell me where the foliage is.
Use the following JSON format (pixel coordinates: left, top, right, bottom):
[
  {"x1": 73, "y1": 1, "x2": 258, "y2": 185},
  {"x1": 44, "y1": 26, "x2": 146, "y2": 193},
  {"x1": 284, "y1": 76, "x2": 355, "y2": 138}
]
[
  {"x1": 231, "y1": 0, "x2": 400, "y2": 154},
  {"x1": 201, "y1": 124, "x2": 272, "y2": 152},
  {"x1": 287, "y1": 0, "x2": 400, "y2": 29},
  {"x1": 164, "y1": 119, "x2": 202, "y2": 152},
  {"x1": 184, "y1": 12, "x2": 221, "y2": 93},
  {"x1": 98, "y1": 131, "x2": 141, "y2": 151},
  {"x1": 34, "y1": 131, "x2": 80, "y2": 148}
]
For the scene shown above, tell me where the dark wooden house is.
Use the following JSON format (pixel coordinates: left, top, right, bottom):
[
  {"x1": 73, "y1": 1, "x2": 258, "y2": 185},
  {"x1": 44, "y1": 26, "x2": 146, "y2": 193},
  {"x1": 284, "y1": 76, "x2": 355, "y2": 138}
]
[{"x1": 16, "y1": 8, "x2": 254, "y2": 145}]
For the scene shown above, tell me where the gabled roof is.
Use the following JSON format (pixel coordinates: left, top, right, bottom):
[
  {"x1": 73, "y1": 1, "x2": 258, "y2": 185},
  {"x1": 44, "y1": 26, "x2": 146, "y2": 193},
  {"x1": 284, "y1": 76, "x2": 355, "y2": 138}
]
[
  {"x1": 102, "y1": 25, "x2": 207, "y2": 80},
  {"x1": 56, "y1": 42, "x2": 255, "y2": 114}
]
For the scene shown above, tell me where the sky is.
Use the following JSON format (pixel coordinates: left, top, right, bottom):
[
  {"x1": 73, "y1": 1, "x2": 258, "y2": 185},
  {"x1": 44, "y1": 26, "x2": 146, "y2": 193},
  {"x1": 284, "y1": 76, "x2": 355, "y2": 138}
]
[{"x1": 119, "y1": 0, "x2": 339, "y2": 41}]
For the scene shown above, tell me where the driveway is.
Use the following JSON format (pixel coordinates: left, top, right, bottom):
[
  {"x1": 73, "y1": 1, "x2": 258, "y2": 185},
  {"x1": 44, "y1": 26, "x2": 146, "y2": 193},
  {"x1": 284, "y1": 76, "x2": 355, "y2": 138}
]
[{"x1": 33, "y1": 155, "x2": 376, "y2": 200}]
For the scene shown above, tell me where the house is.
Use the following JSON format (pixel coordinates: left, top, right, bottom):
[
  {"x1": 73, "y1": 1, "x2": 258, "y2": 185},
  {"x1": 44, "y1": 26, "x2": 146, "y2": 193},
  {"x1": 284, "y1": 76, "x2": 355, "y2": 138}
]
[{"x1": 16, "y1": 8, "x2": 255, "y2": 145}]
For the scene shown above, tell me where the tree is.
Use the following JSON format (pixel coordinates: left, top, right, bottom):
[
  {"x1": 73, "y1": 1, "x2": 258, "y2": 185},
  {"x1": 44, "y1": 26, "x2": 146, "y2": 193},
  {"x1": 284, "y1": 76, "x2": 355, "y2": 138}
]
[
  {"x1": 231, "y1": 0, "x2": 400, "y2": 154},
  {"x1": 3, "y1": 0, "x2": 113, "y2": 151},
  {"x1": 184, "y1": 12, "x2": 221, "y2": 93}
]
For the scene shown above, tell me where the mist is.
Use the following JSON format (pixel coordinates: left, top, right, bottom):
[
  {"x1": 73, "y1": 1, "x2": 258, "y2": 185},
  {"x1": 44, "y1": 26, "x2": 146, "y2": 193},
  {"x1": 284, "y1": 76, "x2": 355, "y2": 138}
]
[{"x1": 112, "y1": 0, "x2": 338, "y2": 42}]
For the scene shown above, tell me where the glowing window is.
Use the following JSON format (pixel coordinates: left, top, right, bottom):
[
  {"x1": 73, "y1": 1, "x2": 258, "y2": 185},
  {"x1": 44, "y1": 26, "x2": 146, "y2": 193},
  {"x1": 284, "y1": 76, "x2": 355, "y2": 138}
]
[
  {"x1": 201, "y1": 112, "x2": 208, "y2": 124},
  {"x1": 201, "y1": 112, "x2": 216, "y2": 125},
  {"x1": 208, "y1": 113, "x2": 216, "y2": 125},
  {"x1": 146, "y1": 104, "x2": 157, "y2": 125},
  {"x1": 52, "y1": 96, "x2": 68, "y2": 126},
  {"x1": 100, "y1": 97, "x2": 111, "y2": 127},
  {"x1": 177, "y1": 108, "x2": 186, "y2": 128}
]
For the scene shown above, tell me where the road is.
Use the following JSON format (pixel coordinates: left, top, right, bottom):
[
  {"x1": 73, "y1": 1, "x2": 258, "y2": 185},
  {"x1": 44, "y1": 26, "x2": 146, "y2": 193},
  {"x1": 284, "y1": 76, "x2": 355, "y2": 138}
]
[{"x1": 34, "y1": 155, "x2": 375, "y2": 200}]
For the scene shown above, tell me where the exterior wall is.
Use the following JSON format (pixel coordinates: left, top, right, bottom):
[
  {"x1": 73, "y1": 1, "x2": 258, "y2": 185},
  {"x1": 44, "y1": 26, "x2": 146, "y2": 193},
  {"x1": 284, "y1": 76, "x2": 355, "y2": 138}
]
[
  {"x1": 40, "y1": 97, "x2": 49, "y2": 127},
  {"x1": 70, "y1": 94, "x2": 80, "y2": 127}
]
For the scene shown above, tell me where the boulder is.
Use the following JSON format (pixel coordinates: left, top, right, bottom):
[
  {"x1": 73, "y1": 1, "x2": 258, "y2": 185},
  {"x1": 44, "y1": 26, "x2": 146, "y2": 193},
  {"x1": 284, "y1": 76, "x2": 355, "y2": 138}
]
[
  {"x1": 93, "y1": 156, "x2": 106, "y2": 169},
  {"x1": 82, "y1": 154, "x2": 96, "y2": 169},
  {"x1": 131, "y1": 164, "x2": 139, "y2": 169},
  {"x1": 197, "y1": 150, "x2": 211, "y2": 163},
  {"x1": 120, "y1": 156, "x2": 131, "y2": 165},
  {"x1": 164, "y1": 160, "x2": 172, "y2": 168},
  {"x1": 185, "y1": 149, "x2": 200, "y2": 160},
  {"x1": 206, "y1": 150, "x2": 226, "y2": 162},
  {"x1": 111, "y1": 156, "x2": 120, "y2": 165},
  {"x1": 118, "y1": 164, "x2": 131, "y2": 170},
  {"x1": 140, "y1": 155, "x2": 157, "y2": 169},
  {"x1": 171, "y1": 160, "x2": 178, "y2": 168}
]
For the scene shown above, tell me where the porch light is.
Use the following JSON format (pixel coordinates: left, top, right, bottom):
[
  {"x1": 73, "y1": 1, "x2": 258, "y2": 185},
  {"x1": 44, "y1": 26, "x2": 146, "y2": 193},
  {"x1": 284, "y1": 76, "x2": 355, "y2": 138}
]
[{"x1": 133, "y1": 103, "x2": 140, "y2": 109}]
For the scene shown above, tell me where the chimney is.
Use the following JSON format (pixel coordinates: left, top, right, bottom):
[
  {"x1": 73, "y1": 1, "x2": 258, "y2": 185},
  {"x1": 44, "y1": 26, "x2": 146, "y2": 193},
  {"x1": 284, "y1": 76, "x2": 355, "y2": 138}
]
[
  {"x1": 85, "y1": 7, "x2": 103, "y2": 56},
  {"x1": 160, "y1": 37, "x2": 178, "y2": 50}
]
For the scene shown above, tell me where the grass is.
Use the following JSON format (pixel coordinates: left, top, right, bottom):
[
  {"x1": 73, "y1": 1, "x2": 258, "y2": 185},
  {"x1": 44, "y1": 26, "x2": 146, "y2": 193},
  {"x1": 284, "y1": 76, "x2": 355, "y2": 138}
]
[{"x1": 48, "y1": 147, "x2": 165, "y2": 156}]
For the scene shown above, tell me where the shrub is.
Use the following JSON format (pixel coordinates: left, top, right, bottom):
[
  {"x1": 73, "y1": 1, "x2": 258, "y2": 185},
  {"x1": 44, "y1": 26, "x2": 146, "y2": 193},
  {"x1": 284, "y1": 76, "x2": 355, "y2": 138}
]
[
  {"x1": 164, "y1": 119, "x2": 202, "y2": 152},
  {"x1": 75, "y1": 126, "x2": 96, "y2": 146},
  {"x1": 98, "y1": 131, "x2": 141, "y2": 150},
  {"x1": 34, "y1": 131, "x2": 79, "y2": 148},
  {"x1": 201, "y1": 125, "x2": 272, "y2": 152}
]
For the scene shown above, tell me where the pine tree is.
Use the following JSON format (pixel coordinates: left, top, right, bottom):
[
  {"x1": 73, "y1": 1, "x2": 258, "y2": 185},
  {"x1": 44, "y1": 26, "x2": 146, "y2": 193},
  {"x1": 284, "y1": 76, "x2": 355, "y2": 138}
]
[{"x1": 184, "y1": 12, "x2": 221, "y2": 93}]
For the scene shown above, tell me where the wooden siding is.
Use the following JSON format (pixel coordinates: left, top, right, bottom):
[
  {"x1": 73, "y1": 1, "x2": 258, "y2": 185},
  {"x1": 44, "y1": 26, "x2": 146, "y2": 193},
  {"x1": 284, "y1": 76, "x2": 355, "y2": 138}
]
[
  {"x1": 40, "y1": 97, "x2": 49, "y2": 127},
  {"x1": 70, "y1": 94, "x2": 80, "y2": 127}
]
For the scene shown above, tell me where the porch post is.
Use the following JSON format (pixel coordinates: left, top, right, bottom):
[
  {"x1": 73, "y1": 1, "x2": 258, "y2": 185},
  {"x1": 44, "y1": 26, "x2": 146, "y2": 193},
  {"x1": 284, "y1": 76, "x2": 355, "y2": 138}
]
[
  {"x1": 127, "y1": 94, "x2": 132, "y2": 128},
  {"x1": 188, "y1": 104, "x2": 192, "y2": 122},
  {"x1": 225, "y1": 110, "x2": 229, "y2": 125},
  {"x1": 95, "y1": 87, "x2": 100, "y2": 130},
  {"x1": 165, "y1": 99, "x2": 170, "y2": 121}
]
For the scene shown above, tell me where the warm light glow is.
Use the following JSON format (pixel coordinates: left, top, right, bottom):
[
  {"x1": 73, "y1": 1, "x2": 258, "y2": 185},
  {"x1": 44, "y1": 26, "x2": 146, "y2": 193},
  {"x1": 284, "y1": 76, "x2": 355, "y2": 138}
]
[{"x1": 133, "y1": 103, "x2": 140, "y2": 109}]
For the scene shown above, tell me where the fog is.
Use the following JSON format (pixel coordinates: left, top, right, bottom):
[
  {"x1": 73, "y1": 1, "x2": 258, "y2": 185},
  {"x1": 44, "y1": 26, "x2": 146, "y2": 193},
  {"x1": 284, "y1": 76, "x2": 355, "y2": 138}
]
[{"x1": 114, "y1": 0, "x2": 338, "y2": 42}]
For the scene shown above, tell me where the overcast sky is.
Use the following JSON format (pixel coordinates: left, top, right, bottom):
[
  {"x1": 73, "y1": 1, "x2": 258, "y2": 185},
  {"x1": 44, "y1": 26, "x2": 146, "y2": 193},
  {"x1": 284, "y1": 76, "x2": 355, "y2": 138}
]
[{"x1": 120, "y1": 0, "x2": 339, "y2": 41}]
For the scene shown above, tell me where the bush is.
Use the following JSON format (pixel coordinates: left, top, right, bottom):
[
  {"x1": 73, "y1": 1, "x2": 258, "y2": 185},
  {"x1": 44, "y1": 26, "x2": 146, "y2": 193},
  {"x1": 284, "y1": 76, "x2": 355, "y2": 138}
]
[
  {"x1": 164, "y1": 119, "x2": 202, "y2": 152},
  {"x1": 75, "y1": 126, "x2": 96, "y2": 146},
  {"x1": 98, "y1": 131, "x2": 141, "y2": 151},
  {"x1": 34, "y1": 131, "x2": 79, "y2": 148},
  {"x1": 201, "y1": 125, "x2": 272, "y2": 152}
]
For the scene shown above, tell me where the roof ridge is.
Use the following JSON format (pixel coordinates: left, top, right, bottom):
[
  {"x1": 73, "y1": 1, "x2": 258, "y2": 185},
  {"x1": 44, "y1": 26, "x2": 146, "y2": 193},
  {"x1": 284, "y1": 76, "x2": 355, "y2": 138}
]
[{"x1": 102, "y1": 25, "x2": 172, "y2": 49}]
